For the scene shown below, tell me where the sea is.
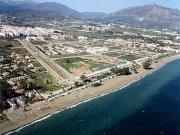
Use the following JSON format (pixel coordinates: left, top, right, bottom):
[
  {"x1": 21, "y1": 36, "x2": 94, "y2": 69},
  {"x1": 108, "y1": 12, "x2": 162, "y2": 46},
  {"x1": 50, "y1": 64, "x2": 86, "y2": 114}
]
[{"x1": 9, "y1": 59, "x2": 180, "y2": 135}]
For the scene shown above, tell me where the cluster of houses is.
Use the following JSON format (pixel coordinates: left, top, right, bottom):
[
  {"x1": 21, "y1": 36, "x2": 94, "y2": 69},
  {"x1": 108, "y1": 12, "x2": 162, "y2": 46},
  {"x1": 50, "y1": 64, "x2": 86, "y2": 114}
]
[
  {"x1": 0, "y1": 52, "x2": 36, "y2": 93},
  {"x1": 105, "y1": 38, "x2": 179, "y2": 54},
  {"x1": 0, "y1": 25, "x2": 53, "y2": 39},
  {"x1": 80, "y1": 23, "x2": 117, "y2": 31},
  {"x1": 38, "y1": 44, "x2": 82, "y2": 56}
]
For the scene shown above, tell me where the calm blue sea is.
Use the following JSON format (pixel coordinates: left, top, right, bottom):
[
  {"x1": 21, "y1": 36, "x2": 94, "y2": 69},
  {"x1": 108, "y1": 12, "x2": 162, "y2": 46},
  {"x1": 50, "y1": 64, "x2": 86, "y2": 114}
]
[{"x1": 11, "y1": 59, "x2": 180, "y2": 135}]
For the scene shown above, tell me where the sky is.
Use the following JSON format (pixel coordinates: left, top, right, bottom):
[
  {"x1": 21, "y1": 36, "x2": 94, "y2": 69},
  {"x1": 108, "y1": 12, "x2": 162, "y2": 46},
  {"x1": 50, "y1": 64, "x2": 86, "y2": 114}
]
[{"x1": 34, "y1": 0, "x2": 180, "y2": 13}]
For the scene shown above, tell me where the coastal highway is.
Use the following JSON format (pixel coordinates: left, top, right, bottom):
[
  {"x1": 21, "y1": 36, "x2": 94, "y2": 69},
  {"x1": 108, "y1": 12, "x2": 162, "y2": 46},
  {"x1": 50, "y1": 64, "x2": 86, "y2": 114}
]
[{"x1": 17, "y1": 39, "x2": 76, "y2": 85}]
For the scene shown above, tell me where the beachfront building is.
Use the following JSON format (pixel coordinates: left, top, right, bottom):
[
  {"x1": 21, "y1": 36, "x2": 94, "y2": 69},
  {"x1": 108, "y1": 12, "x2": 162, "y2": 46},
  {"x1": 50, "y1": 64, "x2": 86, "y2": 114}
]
[{"x1": 7, "y1": 99, "x2": 17, "y2": 110}]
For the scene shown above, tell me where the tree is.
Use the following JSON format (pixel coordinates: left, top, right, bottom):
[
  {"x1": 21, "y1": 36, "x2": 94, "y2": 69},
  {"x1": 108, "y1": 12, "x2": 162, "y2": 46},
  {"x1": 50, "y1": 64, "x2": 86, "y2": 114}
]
[
  {"x1": 131, "y1": 64, "x2": 138, "y2": 73},
  {"x1": 118, "y1": 67, "x2": 131, "y2": 75},
  {"x1": 80, "y1": 75, "x2": 91, "y2": 83},
  {"x1": 74, "y1": 81, "x2": 82, "y2": 87},
  {"x1": 142, "y1": 59, "x2": 152, "y2": 69},
  {"x1": 17, "y1": 80, "x2": 27, "y2": 90},
  {"x1": 110, "y1": 66, "x2": 119, "y2": 74},
  {"x1": 92, "y1": 80, "x2": 102, "y2": 87},
  {"x1": 0, "y1": 80, "x2": 14, "y2": 114}
]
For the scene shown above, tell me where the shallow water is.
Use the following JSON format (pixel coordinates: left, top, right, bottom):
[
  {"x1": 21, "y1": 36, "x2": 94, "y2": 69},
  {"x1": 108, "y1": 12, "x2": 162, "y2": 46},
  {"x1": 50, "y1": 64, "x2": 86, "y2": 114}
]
[{"x1": 11, "y1": 59, "x2": 180, "y2": 135}]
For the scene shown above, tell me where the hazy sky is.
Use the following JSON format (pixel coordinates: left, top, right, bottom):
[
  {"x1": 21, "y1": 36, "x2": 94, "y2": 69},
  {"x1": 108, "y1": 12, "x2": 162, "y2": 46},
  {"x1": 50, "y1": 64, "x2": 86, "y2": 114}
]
[{"x1": 36, "y1": 0, "x2": 180, "y2": 13}]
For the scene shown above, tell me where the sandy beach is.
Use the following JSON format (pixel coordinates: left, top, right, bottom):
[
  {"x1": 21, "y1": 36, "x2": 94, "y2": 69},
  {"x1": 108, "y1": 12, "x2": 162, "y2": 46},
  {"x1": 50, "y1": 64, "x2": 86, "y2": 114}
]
[{"x1": 1, "y1": 55, "x2": 180, "y2": 135}]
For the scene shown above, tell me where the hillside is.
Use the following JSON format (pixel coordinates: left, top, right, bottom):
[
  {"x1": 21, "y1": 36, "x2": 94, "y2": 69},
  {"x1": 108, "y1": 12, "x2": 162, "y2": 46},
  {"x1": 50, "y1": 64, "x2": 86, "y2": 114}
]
[
  {"x1": 0, "y1": 1, "x2": 81, "y2": 21},
  {"x1": 0, "y1": 1, "x2": 180, "y2": 30},
  {"x1": 103, "y1": 4, "x2": 180, "y2": 29}
]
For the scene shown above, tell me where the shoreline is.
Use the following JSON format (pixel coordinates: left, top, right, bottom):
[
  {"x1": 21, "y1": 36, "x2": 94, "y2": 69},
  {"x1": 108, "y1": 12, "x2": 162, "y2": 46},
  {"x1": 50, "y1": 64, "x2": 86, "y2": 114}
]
[{"x1": 1, "y1": 55, "x2": 180, "y2": 135}]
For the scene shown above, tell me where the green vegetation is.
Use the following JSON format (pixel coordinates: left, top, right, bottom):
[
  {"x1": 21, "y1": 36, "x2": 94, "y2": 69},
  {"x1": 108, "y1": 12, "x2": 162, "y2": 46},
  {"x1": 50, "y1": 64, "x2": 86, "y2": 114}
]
[
  {"x1": 83, "y1": 59, "x2": 104, "y2": 71},
  {"x1": 0, "y1": 40, "x2": 21, "y2": 47},
  {"x1": 55, "y1": 57, "x2": 105, "y2": 72},
  {"x1": 0, "y1": 39, "x2": 28, "y2": 56},
  {"x1": 103, "y1": 52, "x2": 121, "y2": 57},
  {"x1": 55, "y1": 57, "x2": 83, "y2": 72},
  {"x1": 31, "y1": 40, "x2": 47, "y2": 45},
  {"x1": 32, "y1": 62, "x2": 43, "y2": 68},
  {"x1": 0, "y1": 67, "x2": 8, "y2": 73},
  {"x1": 11, "y1": 48, "x2": 29, "y2": 54},
  {"x1": 142, "y1": 59, "x2": 152, "y2": 69},
  {"x1": 110, "y1": 67, "x2": 132, "y2": 75},
  {"x1": 120, "y1": 54, "x2": 142, "y2": 61},
  {"x1": 0, "y1": 80, "x2": 15, "y2": 113},
  {"x1": 30, "y1": 71, "x2": 62, "y2": 92}
]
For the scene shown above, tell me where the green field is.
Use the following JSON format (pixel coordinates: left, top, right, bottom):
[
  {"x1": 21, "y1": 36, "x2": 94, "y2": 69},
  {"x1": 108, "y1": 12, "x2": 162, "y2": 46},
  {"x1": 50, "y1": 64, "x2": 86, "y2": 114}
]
[
  {"x1": 32, "y1": 71, "x2": 62, "y2": 92},
  {"x1": 0, "y1": 39, "x2": 30, "y2": 56},
  {"x1": 0, "y1": 40, "x2": 22, "y2": 47},
  {"x1": 120, "y1": 54, "x2": 142, "y2": 61},
  {"x1": 55, "y1": 57, "x2": 105, "y2": 72},
  {"x1": 83, "y1": 59, "x2": 105, "y2": 71},
  {"x1": 31, "y1": 40, "x2": 47, "y2": 45},
  {"x1": 55, "y1": 57, "x2": 84, "y2": 72},
  {"x1": 103, "y1": 52, "x2": 122, "y2": 57},
  {"x1": 11, "y1": 47, "x2": 29, "y2": 54},
  {"x1": 32, "y1": 62, "x2": 43, "y2": 68}
]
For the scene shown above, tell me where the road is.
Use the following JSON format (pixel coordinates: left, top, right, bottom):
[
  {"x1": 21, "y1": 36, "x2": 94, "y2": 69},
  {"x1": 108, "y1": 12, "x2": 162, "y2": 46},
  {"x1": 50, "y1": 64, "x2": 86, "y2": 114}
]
[
  {"x1": 17, "y1": 39, "x2": 76, "y2": 85},
  {"x1": 86, "y1": 61, "x2": 132, "y2": 78}
]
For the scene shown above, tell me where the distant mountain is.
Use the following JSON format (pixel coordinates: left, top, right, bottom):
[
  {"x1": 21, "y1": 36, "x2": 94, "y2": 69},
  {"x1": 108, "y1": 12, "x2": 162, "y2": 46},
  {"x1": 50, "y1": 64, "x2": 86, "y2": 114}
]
[
  {"x1": 81, "y1": 12, "x2": 107, "y2": 19},
  {"x1": 0, "y1": 1, "x2": 81, "y2": 21},
  {"x1": 103, "y1": 4, "x2": 180, "y2": 29},
  {"x1": 0, "y1": 1, "x2": 180, "y2": 30}
]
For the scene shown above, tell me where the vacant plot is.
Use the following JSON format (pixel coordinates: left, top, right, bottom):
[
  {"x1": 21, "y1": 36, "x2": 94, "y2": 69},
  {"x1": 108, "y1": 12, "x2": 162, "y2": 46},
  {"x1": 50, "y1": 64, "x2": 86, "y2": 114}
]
[
  {"x1": 31, "y1": 40, "x2": 47, "y2": 45},
  {"x1": 55, "y1": 57, "x2": 84, "y2": 71},
  {"x1": 0, "y1": 40, "x2": 22, "y2": 47},
  {"x1": 32, "y1": 71, "x2": 62, "y2": 92},
  {"x1": 83, "y1": 59, "x2": 105, "y2": 71},
  {"x1": 55, "y1": 57, "x2": 105, "y2": 75},
  {"x1": 103, "y1": 52, "x2": 122, "y2": 57},
  {"x1": 11, "y1": 47, "x2": 29, "y2": 54},
  {"x1": 32, "y1": 62, "x2": 43, "y2": 68},
  {"x1": 120, "y1": 54, "x2": 142, "y2": 61}
]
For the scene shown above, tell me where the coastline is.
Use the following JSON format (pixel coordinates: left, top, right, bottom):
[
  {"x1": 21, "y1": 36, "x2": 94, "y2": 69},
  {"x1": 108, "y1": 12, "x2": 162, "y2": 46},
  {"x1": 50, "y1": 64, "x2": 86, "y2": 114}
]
[{"x1": 1, "y1": 55, "x2": 180, "y2": 135}]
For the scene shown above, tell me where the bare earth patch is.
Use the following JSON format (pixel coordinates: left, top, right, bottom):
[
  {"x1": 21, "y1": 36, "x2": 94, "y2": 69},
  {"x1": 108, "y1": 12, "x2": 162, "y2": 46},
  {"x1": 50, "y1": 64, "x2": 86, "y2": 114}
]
[{"x1": 70, "y1": 65, "x2": 92, "y2": 76}]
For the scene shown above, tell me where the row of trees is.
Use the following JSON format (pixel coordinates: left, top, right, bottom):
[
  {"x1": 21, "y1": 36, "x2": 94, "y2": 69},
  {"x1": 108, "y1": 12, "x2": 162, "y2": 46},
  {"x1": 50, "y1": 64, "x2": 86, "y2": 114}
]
[
  {"x1": 0, "y1": 80, "x2": 15, "y2": 114},
  {"x1": 110, "y1": 67, "x2": 132, "y2": 75},
  {"x1": 74, "y1": 59, "x2": 153, "y2": 88},
  {"x1": 142, "y1": 59, "x2": 152, "y2": 69}
]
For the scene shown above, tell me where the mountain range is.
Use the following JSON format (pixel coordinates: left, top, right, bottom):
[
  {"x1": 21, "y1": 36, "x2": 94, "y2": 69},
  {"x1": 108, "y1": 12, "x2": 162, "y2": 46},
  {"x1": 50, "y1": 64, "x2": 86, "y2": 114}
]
[{"x1": 0, "y1": 1, "x2": 180, "y2": 30}]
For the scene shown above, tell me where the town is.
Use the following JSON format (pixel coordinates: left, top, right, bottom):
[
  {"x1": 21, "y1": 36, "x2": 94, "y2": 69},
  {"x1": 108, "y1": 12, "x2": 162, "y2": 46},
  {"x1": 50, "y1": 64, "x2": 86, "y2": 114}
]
[{"x1": 1, "y1": 20, "x2": 180, "y2": 126}]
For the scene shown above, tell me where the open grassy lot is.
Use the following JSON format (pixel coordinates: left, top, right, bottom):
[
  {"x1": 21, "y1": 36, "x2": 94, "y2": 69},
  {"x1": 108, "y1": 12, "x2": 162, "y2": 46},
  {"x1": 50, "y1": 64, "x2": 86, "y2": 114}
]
[
  {"x1": 31, "y1": 40, "x2": 48, "y2": 45},
  {"x1": 120, "y1": 54, "x2": 142, "y2": 61},
  {"x1": 55, "y1": 57, "x2": 84, "y2": 72},
  {"x1": 32, "y1": 61, "x2": 43, "y2": 68},
  {"x1": 0, "y1": 39, "x2": 22, "y2": 47},
  {"x1": 11, "y1": 47, "x2": 29, "y2": 54},
  {"x1": 0, "y1": 39, "x2": 30, "y2": 55},
  {"x1": 31, "y1": 71, "x2": 62, "y2": 92},
  {"x1": 83, "y1": 59, "x2": 105, "y2": 71},
  {"x1": 55, "y1": 57, "x2": 105, "y2": 73},
  {"x1": 103, "y1": 52, "x2": 122, "y2": 57}
]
